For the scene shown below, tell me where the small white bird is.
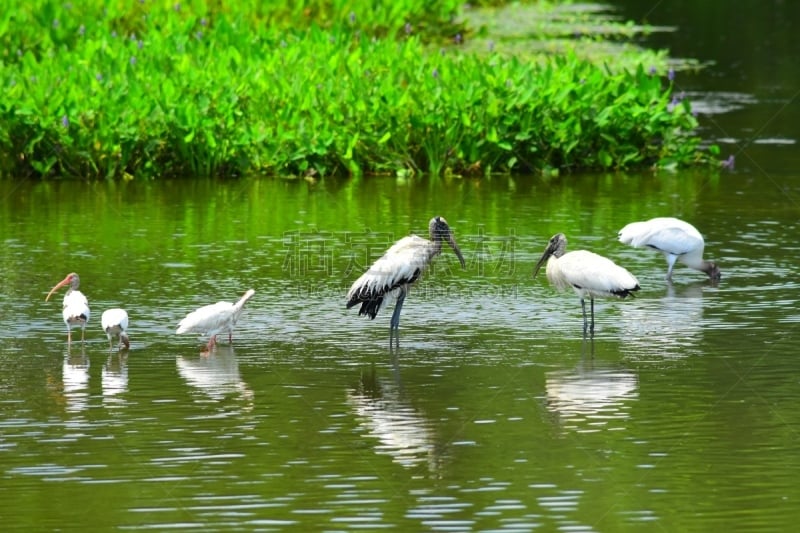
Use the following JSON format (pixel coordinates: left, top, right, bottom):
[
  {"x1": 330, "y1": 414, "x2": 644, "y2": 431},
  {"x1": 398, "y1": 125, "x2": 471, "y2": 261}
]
[
  {"x1": 176, "y1": 289, "x2": 255, "y2": 351},
  {"x1": 46, "y1": 272, "x2": 90, "y2": 345},
  {"x1": 534, "y1": 233, "x2": 640, "y2": 333},
  {"x1": 346, "y1": 216, "x2": 466, "y2": 333},
  {"x1": 101, "y1": 308, "x2": 130, "y2": 351},
  {"x1": 618, "y1": 217, "x2": 720, "y2": 282}
]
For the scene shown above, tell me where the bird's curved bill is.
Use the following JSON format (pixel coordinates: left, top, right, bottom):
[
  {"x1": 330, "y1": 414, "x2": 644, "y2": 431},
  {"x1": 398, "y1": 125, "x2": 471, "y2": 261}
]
[
  {"x1": 45, "y1": 276, "x2": 71, "y2": 301},
  {"x1": 533, "y1": 251, "x2": 549, "y2": 278},
  {"x1": 448, "y1": 233, "x2": 466, "y2": 268}
]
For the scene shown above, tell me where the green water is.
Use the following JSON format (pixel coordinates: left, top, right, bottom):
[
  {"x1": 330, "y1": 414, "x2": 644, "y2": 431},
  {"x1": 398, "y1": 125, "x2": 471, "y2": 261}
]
[{"x1": 1, "y1": 168, "x2": 799, "y2": 530}]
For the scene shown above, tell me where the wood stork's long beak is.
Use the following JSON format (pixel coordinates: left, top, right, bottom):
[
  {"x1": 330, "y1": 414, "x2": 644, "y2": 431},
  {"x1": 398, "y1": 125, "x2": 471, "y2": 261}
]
[
  {"x1": 448, "y1": 232, "x2": 466, "y2": 268},
  {"x1": 533, "y1": 246, "x2": 554, "y2": 278},
  {"x1": 45, "y1": 275, "x2": 71, "y2": 302}
]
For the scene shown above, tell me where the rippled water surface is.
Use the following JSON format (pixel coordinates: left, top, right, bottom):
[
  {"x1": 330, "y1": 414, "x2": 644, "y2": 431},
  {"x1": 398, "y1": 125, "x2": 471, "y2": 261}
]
[
  {"x1": 3, "y1": 1, "x2": 800, "y2": 530},
  {"x1": 1, "y1": 161, "x2": 799, "y2": 531}
]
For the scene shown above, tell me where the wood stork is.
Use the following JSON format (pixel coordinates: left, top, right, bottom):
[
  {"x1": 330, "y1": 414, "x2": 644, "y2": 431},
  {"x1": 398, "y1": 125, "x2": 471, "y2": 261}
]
[
  {"x1": 176, "y1": 289, "x2": 255, "y2": 351},
  {"x1": 618, "y1": 217, "x2": 721, "y2": 282},
  {"x1": 346, "y1": 216, "x2": 466, "y2": 333},
  {"x1": 534, "y1": 233, "x2": 640, "y2": 334},
  {"x1": 45, "y1": 272, "x2": 90, "y2": 345},
  {"x1": 101, "y1": 308, "x2": 130, "y2": 351}
]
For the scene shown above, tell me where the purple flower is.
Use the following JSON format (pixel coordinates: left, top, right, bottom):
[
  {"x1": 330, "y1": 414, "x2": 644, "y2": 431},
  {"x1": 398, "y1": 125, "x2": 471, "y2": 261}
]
[
  {"x1": 130, "y1": 56, "x2": 137, "y2": 65},
  {"x1": 721, "y1": 154, "x2": 735, "y2": 170},
  {"x1": 648, "y1": 66, "x2": 657, "y2": 76},
  {"x1": 668, "y1": 68, "x2": 675, "y2": 81},
  {"x1": 487, "y1": 40, "x2": 495, "y2": 52},
  {"x1": 61, "y1": 115, "x2": 69, "y2": 128},
  {"x1": 53, "y1": 19, "x2": 60, "y2": 28},
  {"x1": 404, "y1": 22, "x2": 412, "y2": 34},
  {"x1": 95, "y1": 73, "x2": 103, "y2": 81},
  {"x1": 349, "y1": 11, "x2": 356, "y2": 24},
  {"x1": 454, "y1": 33, "x2": 462, "y2": 45},
  {"x1": 111, "y1": 30, "x2": 117, "y2": 38},
  {"x1": 667, "y1": 96, "x2": 679, "y2": 112},
  {"x1": 432, "y1": 68, "x2": 439, "y2": 79},
  {"x1": 200, "y1": 18, "x2": 207, "y2": 26},
  {"x1": 137, "y1": 39, "x2": 143, "y2": 49},
  {"x1": 78, "y1": 24, "x2": 85, "y2": 36},
  {"x1": 195, "y1": 31, "x2": 203, "y2": 40},
  {"x1": 174, "y1": 3, "x2": 180, "y2": 12}
]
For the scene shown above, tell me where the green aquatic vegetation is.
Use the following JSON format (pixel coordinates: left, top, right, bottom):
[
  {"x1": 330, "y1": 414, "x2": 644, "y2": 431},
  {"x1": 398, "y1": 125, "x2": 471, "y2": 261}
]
[{"x1": 0, "y1": 1, "x2": 712, "y2": 179}]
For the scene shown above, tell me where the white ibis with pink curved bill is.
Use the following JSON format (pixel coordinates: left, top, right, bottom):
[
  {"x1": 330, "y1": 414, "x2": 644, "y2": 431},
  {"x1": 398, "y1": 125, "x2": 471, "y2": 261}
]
[
  {"x1": 618, "y1": 217, "x2": 721, "y2": 282},
  {"x1": 176, "y1": 289, "x2": 255, "y2": 351},
  {"x1": 534, "y1": 233, "x2": 640, "y2": 334},
  {"x1": 346, "y1": 216, "x2": 466, "y2": 333},
  {"x1": 45, "y1": 272, "x2": 90, "y2": 345},
  {"x1": 101, "y1": 308, "x2": 130, "y2": 351}
]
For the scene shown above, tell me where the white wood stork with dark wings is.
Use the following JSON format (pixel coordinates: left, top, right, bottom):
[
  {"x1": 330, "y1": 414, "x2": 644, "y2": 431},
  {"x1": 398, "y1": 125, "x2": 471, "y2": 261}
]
[
  {"x1": 618, "y1": 217, "x2": 721, "y2": 282},
  {"x1": 46, "y1": 272, "x2": 90, "y2": 346},
  {"x1": 177, "y1": 289, "x2": 255, "y2": 351},
  {"x1": 534, "y1": 233, "x2": 639, "y2": 334},
  {"x1": 347, "y1": 216, "x2": 466, "y2": 333}
]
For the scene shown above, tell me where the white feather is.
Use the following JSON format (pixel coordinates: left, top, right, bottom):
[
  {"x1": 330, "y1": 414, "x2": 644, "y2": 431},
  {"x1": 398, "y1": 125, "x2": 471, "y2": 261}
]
[
  {"x1": 62, "y1": 290, "x2": 90, "y2": 330},
  {"x1": 547, "y1": 250, "x2": 640, "y2": 300},
  {"x1": 176, "y1": 289, "x2": 255, "y2": 339},
  {"x1": 347, "y1": 235, "x2": 437, "y2": 310},
  {"x1": 618, "y1": 217, "x2": 718, "y2": 279},
  {"x1": 101, "y1": 308, "x2": 129, "y2": 347}
]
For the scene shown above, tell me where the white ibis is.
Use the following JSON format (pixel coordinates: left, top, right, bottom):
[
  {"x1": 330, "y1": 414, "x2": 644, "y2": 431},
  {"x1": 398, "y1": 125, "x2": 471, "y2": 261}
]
[
  {"x1": 45, "y1": 272, "x2": 90, "y2": 345},
  {"x1": 176, "y1": 289, "x2": 255, "y2": 351},
  {"x1": 534, "y1": 233, "x2": 640, "y2": 333},
  {"x1": 618, "y1": 217, "x2": 721, "y2": 282},
  {"x1": 101, "y1": 308, "x2": 130, "y2": 351},
  {"x1": 347, "y1": 216, "x2": 466, "y2": 332}
]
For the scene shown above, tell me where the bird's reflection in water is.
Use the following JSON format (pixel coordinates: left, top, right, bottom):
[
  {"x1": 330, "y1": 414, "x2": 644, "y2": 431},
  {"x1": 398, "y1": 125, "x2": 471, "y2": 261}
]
[
  {"x1": 102, "y1": 352, "x2": 128, "y2": 408},
  {"x1": 619, "y1": 281, "x2": 708, "y2": 359},
  {"x1": 62, "y1": 348, "x2": 90, "y2": 414},
  {"x1": 176, "y1": 345, "x2": 254, "y2": 406},
  {"x1": 545, "y1": 353, "x2": 638, "y2": 433},
  {"x1": 346, "y1": 359, "x2": 442, "y2": 475}
]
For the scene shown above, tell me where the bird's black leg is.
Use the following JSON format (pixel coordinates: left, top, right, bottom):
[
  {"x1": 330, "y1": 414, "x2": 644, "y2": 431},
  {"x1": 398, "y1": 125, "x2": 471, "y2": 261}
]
[
  {"x1": 390, "y1": 288, "x2": 407, "y2": 331},
  {"x1": 580, "y1": 297, "x2": 588, "y2": 333},
  {"x1": 589, "y1": 298, "x2": 595, "y2": 335}
]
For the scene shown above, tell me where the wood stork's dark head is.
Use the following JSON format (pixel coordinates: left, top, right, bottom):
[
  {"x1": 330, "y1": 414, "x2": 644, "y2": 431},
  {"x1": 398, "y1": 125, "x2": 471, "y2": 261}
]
[
  {"x1": 706, "y1": 261, "x2": 721, "y2": 283},
  {"x1": 45, "y1": 272, "x2": 80, "y2": 301},
  {"x1": 533, "y1": 233, "x2": 568, "y2": 278},
  {"x1": 429, "y1": 216, "x2": 466, "y2": 268}
]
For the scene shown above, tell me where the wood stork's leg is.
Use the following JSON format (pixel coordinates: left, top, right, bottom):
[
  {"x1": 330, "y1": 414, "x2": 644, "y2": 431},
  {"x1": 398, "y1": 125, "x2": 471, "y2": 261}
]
[
  {"x1": 206, "y1": 335, "x2": 217, "y2": 351},
  {"x1": 580, "y1": 297, "x2": 588, "y2": 333},
  {"x1": 228, "y1": 332, "x2": 233, "y2": 343},
  {"x1": 665, "y1": 254, "x2": 678, "y2": 281},
  {"x1": 589, "y1": 298, "x2": 595, "y2": 335},
  {"x1": 390, "y1": 288, "x2": 407, "y2": 331}
]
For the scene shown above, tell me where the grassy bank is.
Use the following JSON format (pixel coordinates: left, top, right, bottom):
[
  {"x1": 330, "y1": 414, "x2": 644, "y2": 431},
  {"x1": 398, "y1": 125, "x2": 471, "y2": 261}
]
[{"x1": 0, "y1": 1, "x2": 713, "y2": 179}]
